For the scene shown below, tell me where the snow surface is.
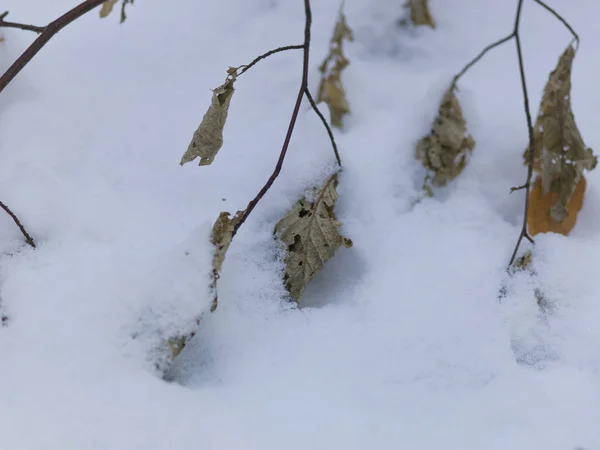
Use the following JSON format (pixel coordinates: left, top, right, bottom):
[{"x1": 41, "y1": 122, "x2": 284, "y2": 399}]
[{"x1": 1, "y1": 0, "x2": 600, "y2": 448}]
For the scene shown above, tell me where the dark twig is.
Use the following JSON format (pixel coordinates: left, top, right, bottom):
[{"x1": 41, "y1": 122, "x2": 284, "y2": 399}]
[
  {"x1": 0, "y1": 200, "x2": 35, "y2": 248},
  {"x1": 531, "y1": 0, "x2": 579, "y2": 46},
  {"x1": 450, "y1": 0, "x2": 578, "y2": 266},
  {"x1": 237, "y1": 45, "x2": 304, "y2": 76},
  {"x1": 509, "y1": 0, "x2": 536, "y2": 266},
  {"x1": 232, "y1": 0, "x2": 312, "y2": 237},
  {"x1": 304, "y1": 87, "x2": 341, "y2": 166},
  {"x1": 0, "y1": 0, "x2": 107, "y2": 94},
  {"x1": 0, "y1": 12, "x2": 45, "y2": 33},
  {"x1": 451, "y1": 34, "x2": 514, "y2": 90}
]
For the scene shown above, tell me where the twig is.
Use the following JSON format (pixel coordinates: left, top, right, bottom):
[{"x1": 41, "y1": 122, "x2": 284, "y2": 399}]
[
  {"x1": 232, "y1": 0, "x2": 313, "y2": 237},
  {"x1": 237, "y1": 45, "x2": 304, "y2": 76},
  {"x1": 0, "y1": 11, "x2": 45, "y2": 33},
  {"x1": 531, "y1": 0, "x2": 579, "y2": 47},
  {"x1": 304, "y1": 87, "x2": 341, "y2": 166},
  {"x1": 450, "y1": 0, "x2": 578, "y2": 266},
  {"x1": 0, "y1": 200, "x2": 35, "y2": 248},
  {"x1": 0, "y1": 0, "x2": 107, "y2": 94}
]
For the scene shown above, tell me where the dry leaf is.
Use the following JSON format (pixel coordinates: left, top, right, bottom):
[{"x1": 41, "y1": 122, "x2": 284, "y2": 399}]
[
  {"x1": 209, "y1": 210, "x2": 243, "y2": 311},
  {"x1": 525, "y1": 46, "x2": 596, "y2": 223},
  {"x1": 416, "y1": 87, "x2": 475, "y2": 187},
  {"x1": 317, "y1": 11, "x2": 353, "y2": 128},
  {"x1": 180, "y1": 70, "x2": 237, "y2": 166},
  {"x1": 528, "y1": 175, "x2": 586, "y2": 236},
  {"x1": 407, "y1": 0, "x2": 436, "y2": 28},
  {"x1": 274, "y1": 173, "x2": 352, "y2": 301},
  {"x1": 99, "y1": 0, "x2": 119, "y2": 18}
]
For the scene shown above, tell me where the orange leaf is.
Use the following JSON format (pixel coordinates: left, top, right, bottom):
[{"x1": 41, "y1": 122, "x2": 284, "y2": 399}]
[{"x1": 528, "y1": 175, "x2": 586, "y2": 237}]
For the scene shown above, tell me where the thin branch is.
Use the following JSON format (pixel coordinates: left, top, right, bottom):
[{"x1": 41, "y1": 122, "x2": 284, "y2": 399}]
[
  {"x1": 0, "y1": 0, "x2": 107, "y2": 94},
  {"x1": 237, "y1": 44, "x2": 304, "y2": 76},
  {"x1": 232, "y1": 0, "x2": 312, "y2": 237},
  {"x1": 451, "y1": 33, "x2": 514, "y2": 90},
  {"x1": 0, "y1": 200, "x2": 35, "y2": 248},
  {"x1": 531, "y1": 0, "x2": 579, "y2": 46},
  {"x1": 0, "y1": 12, "x2": 45, "y2": 33},
  {"x1": 304, "y1": 87, "x2": 341, "y2": 166},
  {"x1": 509, "y1": 6, "x2": 536, "y2": 265}
]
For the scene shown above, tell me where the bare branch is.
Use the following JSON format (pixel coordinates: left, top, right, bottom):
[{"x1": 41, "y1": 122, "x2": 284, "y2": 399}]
[
  {"x1": 531, "y1": 0, "x2": 579, "y2": 46},
  {"x1": 0, "y1": 200, "x2": 35, "y2": 248},
  {"x1": 0, "y1": 0, "x2": 107, "y2": 94},
  {"x1": 232, "y1": 0, "x2": 313, "y2": 237},
  {"x1": 237, "y1": 44, "x2": 305, "y2": 76},
  {"x1": 0, "y1": 11, "x2": 45, "y2": 33},
  {"x1": 304, "y1": 87, "x2": 341, "y2": 166}
]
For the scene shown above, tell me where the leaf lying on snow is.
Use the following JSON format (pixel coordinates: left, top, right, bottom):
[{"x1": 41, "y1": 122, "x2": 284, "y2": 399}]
[
  {"x1": 209, "y1": 210, "x2": 243, "y2": 312},
  {"x1": 274, "y1": 173, "x2": 352, "y2": 302},
  {"x1": 317, "y1": 10, "x2": 353, "y2": 129},
  {"x1": 524, "y1": 45, "x2": 597, "y2": 226},
  {"x1": 416, "y1": 87, "x2": 475, "y2": 188},
  {"x1": 180, "y1": 68, "x2": 237, "y2": 166},
  {"x1": 407, "y1": 0, "x2": 436, "y2": 28}
]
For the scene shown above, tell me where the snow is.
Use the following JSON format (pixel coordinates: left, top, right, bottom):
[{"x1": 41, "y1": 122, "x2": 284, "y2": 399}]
[{"x1": 1, "y1": 0, "x2": 599, "y2": 448}]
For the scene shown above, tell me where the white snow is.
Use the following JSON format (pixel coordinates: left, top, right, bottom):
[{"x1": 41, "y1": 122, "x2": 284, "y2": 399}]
[{"x1": 1, "y1": 0, "x2": 599, "y2": 448}]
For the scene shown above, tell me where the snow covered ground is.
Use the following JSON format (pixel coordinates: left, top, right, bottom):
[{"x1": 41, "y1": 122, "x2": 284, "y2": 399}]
[{"x1": 1, "y1": 0, "x2": 599, "y2": 448}]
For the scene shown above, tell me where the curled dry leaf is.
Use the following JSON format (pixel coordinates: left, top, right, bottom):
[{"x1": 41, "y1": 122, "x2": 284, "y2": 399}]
[
  {"x1": 525, "y1": 46, "x2": 597, "y2": 225},
  {"x1": 317, "y1": 11, "x2": 353, "y2": 129},
  {"x1": 180, "y1": 69, "x2": 237, "y2": 166},
  {"x1": 407, "y1": 0, "x2": 436, "y2": 28},
  {"x1": 274, "y1": 173, "x2": 352, "y2": 302},
  {"x1": 209, "y1": 210, "x2": 243, "y2": 312},
  {"x1": 416, "y1": 87, "x2": 475, "y2": 187},
  {"x1": 99, "y1": 0, "x2": 119, "y2": 18}
]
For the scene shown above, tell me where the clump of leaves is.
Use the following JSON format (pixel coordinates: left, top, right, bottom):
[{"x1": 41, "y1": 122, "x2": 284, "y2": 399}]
[
  {"x1": 524, "y1": 45, "x2": 596, "y2": 235},
  {"x1": 317, "y1": 10, "x2": 353, "y2": 129},
  {"x1": 99, "y1": 0, "x2": 134, "y2": 23},
  {"x1": 180, "y1": 68, "x2": 237, "y2": 166},
  {"x1": 406, "y1": 0, "x2": 436, "y2": 28},
  {"x1": 416, "y1": 87, "x2": 475, "y2": 188},
  {"x1": 274, "y1": 173, "x2": 352, "y2": 302},
  {"x1": 208, "y1": 210, "x2": 243, "y2": 311}
]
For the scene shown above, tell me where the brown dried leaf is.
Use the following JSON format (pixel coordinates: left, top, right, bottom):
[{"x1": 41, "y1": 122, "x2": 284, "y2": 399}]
[
  {"x1": 416, "y1": 87, "x2": 475, "y2": 187},
  {"x1": 408, "y1": 0, "x2": 436, "y2": 28},
  {"x1": 528, "y1": 175, "x2": 586, "y2": 237},
  {"x1": 525, "y1": 46, "x2": 597, "y2": 223},
  {"x1": 209, "y1": 210, "x2": 243, "y2": 311},
  {"x1": 180, "y1": 72, "x2": 237, "y2": 166},
  {"x1": 99, "y1": 0, "x2": 119, "y2": 18},
  {"x1": 317, "y1": 11, "x2": 353, "y2": 129},
  {"x1": 275, "y1": 173, "x2": 352, "y2": 302}
]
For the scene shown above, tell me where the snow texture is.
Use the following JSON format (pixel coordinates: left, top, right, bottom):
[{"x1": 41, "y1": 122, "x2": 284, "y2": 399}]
[{"x1": 1, "y1": 0, "x2": 599, "y2": 449}]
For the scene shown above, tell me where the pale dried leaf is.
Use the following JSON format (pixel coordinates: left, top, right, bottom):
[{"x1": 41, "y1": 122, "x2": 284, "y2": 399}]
[
  {"x1": 416, "y1": 87, "x2": 475, "y2": 187},
  {"x1": 317, "y1": 11, "x2": 353, "y2": 128},
  {"x1": 525, "y1": 46, "x2": 597, "y2": 223},
  {"x1": 209, "y1": 210, "x2": 243, "y2": 311},
  {"x1": 275, "y1": 174, "x2": 352, "y2": 301},
  {"x1": 408, "y1": 0, "x2": 436, "y2": 28},
  {"x1": 180, "y1": 74, "x2": 236, "y2": 166},
  {"x1": 99, "y1": 0, "x2": 119, "y2": 18}
]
